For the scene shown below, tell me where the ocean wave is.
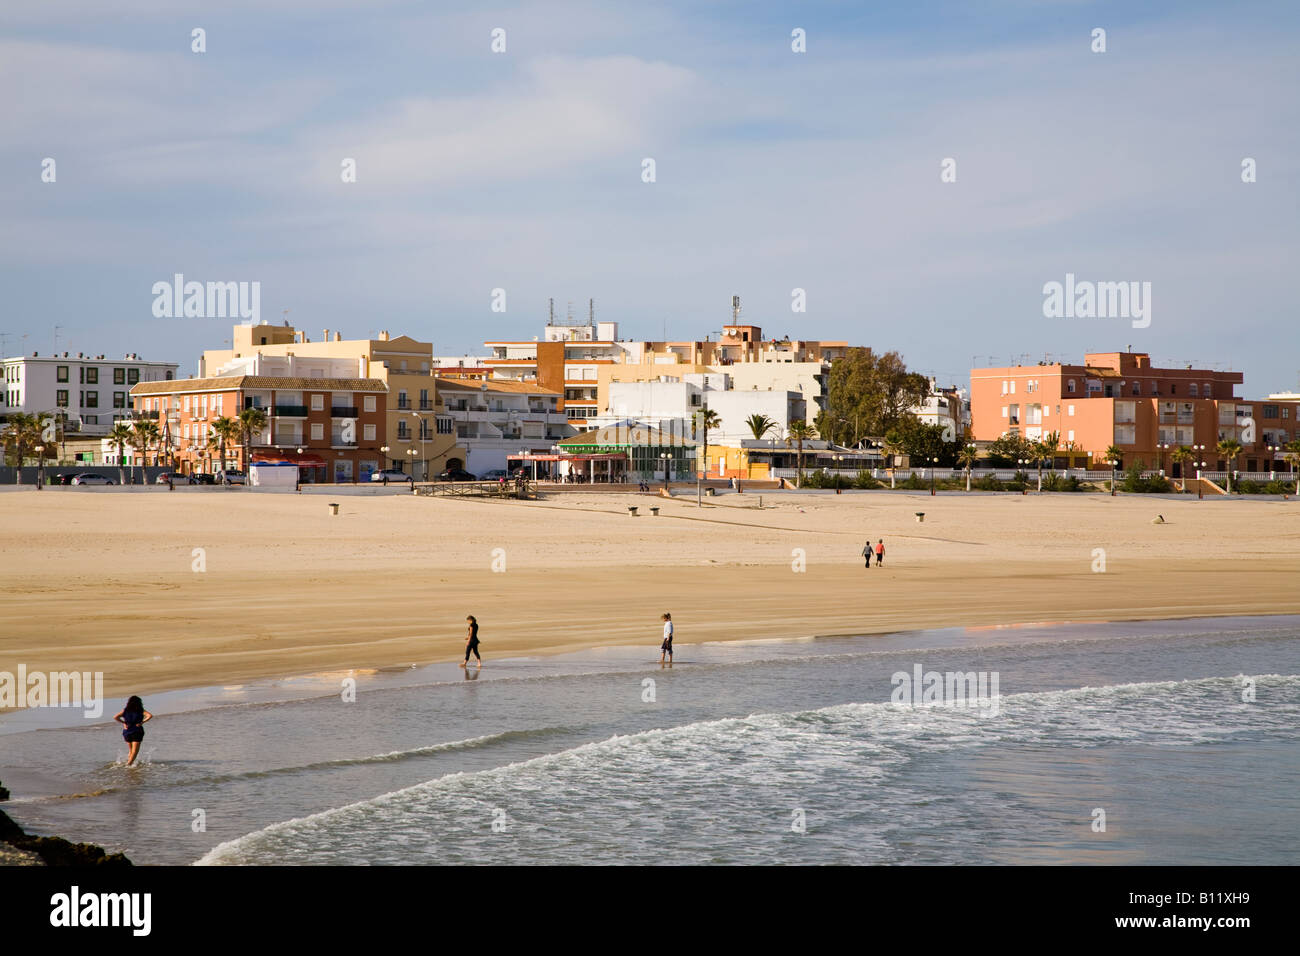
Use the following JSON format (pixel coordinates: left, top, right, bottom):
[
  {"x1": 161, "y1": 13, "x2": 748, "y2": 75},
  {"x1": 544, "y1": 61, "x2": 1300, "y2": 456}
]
[{"x1": 195, "y1": 673, "x2": 1299, "y2": 865}]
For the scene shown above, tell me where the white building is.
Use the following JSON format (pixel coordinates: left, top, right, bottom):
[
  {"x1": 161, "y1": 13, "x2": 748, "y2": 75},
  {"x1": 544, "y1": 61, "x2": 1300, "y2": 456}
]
[
  {"x1": 436, "y1": 378, "x2": 571, "y2": 474},
  {"x1": 596, "y1": 373, "x2": 806, "y2": 447},
  {"x1": 910, "y1": 378, "x2": 971, "y2": 440},
  {"x1": 1, "y1": 350, "x2": 178, "y2": 435}
]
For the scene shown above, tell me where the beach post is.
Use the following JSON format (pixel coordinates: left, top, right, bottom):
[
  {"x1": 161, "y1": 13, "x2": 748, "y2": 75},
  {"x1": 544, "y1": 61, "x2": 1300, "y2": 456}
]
[
  {"x1": 329, "y1": 502, "x2": 339, "y2": 515},
  {"x1": 915, "y1": 512, "x2": 925, "y2": 523}
]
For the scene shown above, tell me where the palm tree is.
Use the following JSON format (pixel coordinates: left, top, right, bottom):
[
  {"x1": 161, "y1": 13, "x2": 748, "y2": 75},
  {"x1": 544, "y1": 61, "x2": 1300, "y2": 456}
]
[
  {"x1": 957, "y1": 443, "x2": 979, "y2": 492},
  {"x1": 129, "y1": 420, "x2": 159, "y2": 483},
  {"x1": 693, "y1": 406, "x2": 721, "y2": 480},
  {"x1": 1171, "y1": 445, "x2": 1193, "y2": 492},
  {"x1": 1285, "y1": 438, "x2": 1300, "y2": 494},
  {"x1": 1217, "y1": 438, "x2": 1243, "y2": 493},
  {"x1": 209, "y1": 416, "x2": 240, "y2": 478},
  {"x1": 107, "y1": 423, "x2": 134, "y2": 486},
  {"x1": 745, "y1": 413, "x2": 776, "y2": 440},
  {"x1": 237, "y1": 407, "x2": 269, "y2": 475},
  {"x1": 786, "y1": 420, "x2": 816, "y2": 487},
  {"x1": 1033, "y1": 431, "x2": 1060, "y2": 491},
  {"x1": 1061, "y1": 440, "x2": 1083, "y2": 469},
  {"x1": 1, "y1": 412, "x2": 42, "y2": 483}
]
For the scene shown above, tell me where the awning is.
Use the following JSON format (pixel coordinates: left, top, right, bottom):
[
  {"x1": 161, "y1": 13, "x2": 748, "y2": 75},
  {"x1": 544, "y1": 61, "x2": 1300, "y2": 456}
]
[
  {"x1": 253, "y1": 452, "x2": 327, "y2": 467},
  {"x1": 509, "y1": 452, "x2": 626, "y2": 461}
]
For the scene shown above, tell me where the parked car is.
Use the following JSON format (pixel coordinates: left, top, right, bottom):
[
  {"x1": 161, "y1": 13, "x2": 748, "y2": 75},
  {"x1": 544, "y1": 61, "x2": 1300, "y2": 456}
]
[
  {"x1": 215, "y1": 470, "x2": 247, "y2": 485},
  {"x1": 191, "y1": 473, "x2": 216, "y2": 485},
  {"x1": 155, "y1": 472, "x2": 195, "y2": 485},
  {"x1": 481, "y1": 469, "x2": 510, "y2": 480},
  {"x1": 437, "y1": 468, "x2": 478, "y2": 482},
  {"x1": 54, "y1": 473, "x2": 78, "y2": 486},
  {"x1": 369, "y1": 469, "x2": 414, "y2": 484},
  {"x1": 71, "y1": 473, "x2": 114, "y2": 485}
]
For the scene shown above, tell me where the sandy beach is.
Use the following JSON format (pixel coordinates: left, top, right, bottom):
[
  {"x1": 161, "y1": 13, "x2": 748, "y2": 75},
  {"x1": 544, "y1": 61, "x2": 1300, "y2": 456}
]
[{"x1": 2, "y1": 487, "x2": 1298, "y2": 708}]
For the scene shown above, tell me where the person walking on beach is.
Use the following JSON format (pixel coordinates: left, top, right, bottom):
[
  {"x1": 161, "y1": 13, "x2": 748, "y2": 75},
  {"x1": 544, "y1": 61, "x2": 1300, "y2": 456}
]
[
  {"x1": 660, "y1": 612, "x2": 674, "y2": 666},
  {"x1": 461, "y1": 615, "x2": 482, "y2": 668},
  {"x1": 114, "y1": 696, "x2": 153, "y2": 766},
  {"x1": 862, "y1": 538, "x2": 873, "y2": 569},
  {"x1": 875, "y1": 539, "x2": 885, "y2": 567}
]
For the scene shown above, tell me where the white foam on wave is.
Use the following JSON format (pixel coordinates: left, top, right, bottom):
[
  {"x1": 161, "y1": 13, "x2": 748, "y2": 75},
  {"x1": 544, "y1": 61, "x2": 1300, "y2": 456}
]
[{"x1": 195, "y1": 673, "x2": 1300, "y2": 865}]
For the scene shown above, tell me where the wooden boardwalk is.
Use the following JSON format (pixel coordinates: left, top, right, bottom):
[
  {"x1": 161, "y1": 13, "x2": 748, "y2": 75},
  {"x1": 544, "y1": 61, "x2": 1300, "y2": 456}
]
[{"x1": 414, "y1": 480, "x2": 536, "y2": 499}]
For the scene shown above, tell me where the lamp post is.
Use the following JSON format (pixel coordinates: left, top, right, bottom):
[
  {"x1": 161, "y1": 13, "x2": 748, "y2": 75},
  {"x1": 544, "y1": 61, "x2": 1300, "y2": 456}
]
[
  {"x1": 408, "y1": 447, "x2": 417, "y2": 481},
  {"x1": 297, "y1": 447, "x2": 305, "y2": 488},
  {"x1": 35, "y1": 444, "x2": 44, "y2": 490},
  {"x1": 965, "y1": 443, "x2": 976, "y2": 492},
  {"x1": 1267, "y1": 444, "x2": 1279, "y2": 481},
  {"x1": 1196, "y1": 459, "x2": 1207, "y2": 499},
  {"x1": 832, "y1": 453, "x2": 844, "y2": 492},
  {"x1": 1157, "y1": 442, "x2": 1170, "y2": 477},
  {"x1": 929, "y1": 455, "x2": 939, "y2": 496},
  {"x1": 660, "y1": 452, "x2": 671, "y2": 491}
]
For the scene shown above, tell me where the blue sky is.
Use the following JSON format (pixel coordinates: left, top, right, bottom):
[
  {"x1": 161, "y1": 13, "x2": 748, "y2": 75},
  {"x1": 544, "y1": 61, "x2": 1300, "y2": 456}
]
[{"x1": 3, "y1": 0, "x2": 1298, "y2": 392}]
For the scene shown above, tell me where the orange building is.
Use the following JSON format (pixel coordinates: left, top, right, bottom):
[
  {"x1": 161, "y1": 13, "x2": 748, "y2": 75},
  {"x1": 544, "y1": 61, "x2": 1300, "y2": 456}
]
[{"x1": 971, "y1": 351, "x2": 1300, "y2": 475}]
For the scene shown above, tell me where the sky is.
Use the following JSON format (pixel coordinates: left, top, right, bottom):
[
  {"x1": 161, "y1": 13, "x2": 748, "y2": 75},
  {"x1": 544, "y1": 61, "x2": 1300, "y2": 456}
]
[{"x1": 3, "y1": 0, "x2": 1298, "y2": 393}]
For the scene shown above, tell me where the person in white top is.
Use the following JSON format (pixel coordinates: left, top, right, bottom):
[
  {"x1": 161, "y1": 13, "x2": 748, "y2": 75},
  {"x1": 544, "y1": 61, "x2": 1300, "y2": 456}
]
[{"x1": 660, "y1": 612, "x2": 674, "y2": 666}]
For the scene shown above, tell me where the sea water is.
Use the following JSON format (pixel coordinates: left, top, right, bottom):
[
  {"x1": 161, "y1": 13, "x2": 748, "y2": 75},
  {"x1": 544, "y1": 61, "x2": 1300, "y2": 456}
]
[{"x1": 2, "y1": 617, "x2": 1296, "y2": 865}]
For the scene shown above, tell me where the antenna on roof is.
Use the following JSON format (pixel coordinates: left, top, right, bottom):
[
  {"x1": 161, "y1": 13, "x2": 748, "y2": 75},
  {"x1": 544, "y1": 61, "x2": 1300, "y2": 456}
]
[
  {"x1": 731, "y1": 294, "x2": 741, "y2": 324},
  {"x1": 589, "y1": 298, "x2": 594, "y2": 324},
  {"x1": 548, "y1": 298, "x2": 554, "y2": 325}
]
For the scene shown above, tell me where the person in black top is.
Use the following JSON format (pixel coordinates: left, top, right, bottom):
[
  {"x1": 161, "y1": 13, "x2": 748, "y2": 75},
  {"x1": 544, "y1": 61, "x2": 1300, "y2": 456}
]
[
  {"x1": 461, "y1": 615, "x2": 482, "y2": 668},
  {"x1": 114, "y1": 695, "x2": 153, "y2": 766}
]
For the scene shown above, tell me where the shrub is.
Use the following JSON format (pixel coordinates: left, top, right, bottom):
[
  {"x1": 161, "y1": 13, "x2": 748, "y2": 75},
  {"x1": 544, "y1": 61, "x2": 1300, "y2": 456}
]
[
  {"x1": 902, "y1": 472, "x2": 925, "y2": 490},
  {"x1": 853, "y1": 470, "x2": 881, "y2": 489},
  {"x1": 1265, "y1": 480, "x2": 1286, "y2": 495},
  {"x1": 803, "y1": 468, "x2": 829, "y2": 488},
  {"x1": 975, "y1": 474, "x2": 1002, "y2": 492},
  {"x1": 1237, "y1": 479, "x2": 1261, "y2": 495}
]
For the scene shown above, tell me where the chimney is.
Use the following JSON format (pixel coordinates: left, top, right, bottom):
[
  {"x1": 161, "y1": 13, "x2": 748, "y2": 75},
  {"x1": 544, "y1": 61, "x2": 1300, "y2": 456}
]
[
  {"x1": 323, "y1": 329, "x2": 330, "y2": 342},
  {"x1": 334, "y1": 332, "x2": 341, "y2": 342}
]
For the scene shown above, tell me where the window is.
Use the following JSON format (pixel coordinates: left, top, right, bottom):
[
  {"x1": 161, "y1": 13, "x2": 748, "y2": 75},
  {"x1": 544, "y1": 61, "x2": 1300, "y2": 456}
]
[
  {"x1": 85, "y1": 391, "x2": 98, "y2": 408},
  {"x1": 113, "y1": 392, "x2": 126, "y2": 408},
  {"x1": 1131, "y1": 382, "x2": 1140, "y2": 396},
  {"x1": 1263, "y1": 404, "x2": 1279, "y2": 419},
  {"x1": 129, "y1": 369, "x2": 139, "y2": 385},
  {"x1": 1203, "y1": 383, "x2": 1211, "y2": 396},
  {"x1": 1001, "y1": 406, "x2": 1008, "y2": 418},
  {"x1": 1067, "y1": 430, "x2": 1075, "y2": 442},
  {"x1": 1068, "y1": 405, "x2": 1076, "y2": 416},
  {"x1": 363, "y1": 395, "x2": 376, "y2": 413},
  {"x1": 56, "y1": 390, "x2": 68, "y2": 407},
  {"x1": 1189, "y1": 383, "x2": 1199, "y2": 397},
  {"x1": 57, "y1": 366, "x2": 68, "y2": 383},
  {"x1": 184, "y1": 396, "x2": 191, "y2": 413},
  {"x1": 363, "y1": 423, "x2": 376, "y2": 441},
  {"x1": 311, "y1": 394, "x2": 324, "y2": 411},
  {"x1": 1067, "y1": 379, "x2": 1076, "y2": 393},
  {"x1": 1009, "y1": 381, "x2": 1016, "y2": 394},
  {"x1": 397, "y1": 421, "x2": 410, "y2": 439},
  {"x1": 86, "y1": 368, "x2": 98, "y2": 384},
  {"x1": 1170, "y1": 384, "x2": 1176, "y2": 395},
  {"x1": 114, "y1": 368, "x2": 125, "y2": 385},
  {"x1": 310, "y1": 423, "x2": 324, "y2": 440},
  {"x1": 437, "y1": 417, "x2": 453, "y2": 434}
]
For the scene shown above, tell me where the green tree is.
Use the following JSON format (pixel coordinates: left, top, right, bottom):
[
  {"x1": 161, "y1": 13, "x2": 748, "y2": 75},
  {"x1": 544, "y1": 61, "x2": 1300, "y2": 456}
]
[
  {"x1": 693, "y1": 406, "x2": 721, "y2": 479},
  {"x1": 1171, "y1": 445, "x2": 1193, "y2": 492},
  {"x1": 745, "y1": 413, "x2": 776, "y2": 440},
  {"x1": 237, "y1": 407, "x2": 269, "y2": 475},
  {"x1": 107, "y1": 422, "x2": 134, "y2": 486},
  {"x1": 957, "y1": 443, "x2": 979, "y2": 492},
  {"x1": 1217, "y1": 438, "x2": 1242, "y2": 493},
  {"x1": 129, "y1": 420, "x2": 160, "y2": 483},
  {"x1": 786, "y1": 420, "x2": 816, "y2": 486},
  {"x1": 208, "y1": 416, "x2": 240, "y2": 478},
  {"x1": 883, "y1": 417, "x2": 957, "y2": 468},
  {"x1": 816, "y1": 348, "x2": 929, "y2": 447},
  {"x1": 1284, "y1": 438, "x2": 1300, "y2": 494},
  {"x1": 1, "y1": 412, "x2": 43, "y2": 483},
  {"x1": 986, "y1": 434, "x2": 1031, "y2": 467}
]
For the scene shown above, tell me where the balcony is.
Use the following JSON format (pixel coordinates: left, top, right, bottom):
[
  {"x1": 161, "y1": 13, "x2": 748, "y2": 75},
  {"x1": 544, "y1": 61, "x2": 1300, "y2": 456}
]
[
  {"x1": 275, "y1": 405, "x2": 309, "y2": 417},
  {"x1": 396, "y1": 398, "x2": 411, "y2": 409},
  {"x1": 331, "y1": 406, "x2": 358, "y2": 418},
  {"x1": 419, "y1": 399, "x2": 434, "y2": 410}
]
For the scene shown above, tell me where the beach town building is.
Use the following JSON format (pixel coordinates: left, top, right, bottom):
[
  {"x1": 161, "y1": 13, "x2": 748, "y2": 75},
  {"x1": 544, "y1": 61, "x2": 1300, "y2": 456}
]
[
  {"x1": 199, "y1": 321, "x2": 463, "y2": 478},
  {"x1": 546, "y1": 423, "x2": 698, "y2": 483},
  {"x1": 479, "y1": 297, "x2": 847, "y2": 430},
  {"x1": 910, "y1": 378, "x2": 971, "y2": 440},
  {"x1": 129, "y1": 352, "x2": 388, "y2": 482},
  {"x1": 435, "y1": 377, "x2": 569, "y2": 474},
  {"x1": 1, "y1": 350, "x2": 177, "y2": 436},
  {"x1": 971, "y1": 351, "x2": 1300, "y2": 476},
  {"x1": 589, "y1": 373, "x2": 807, "y2": 476}
]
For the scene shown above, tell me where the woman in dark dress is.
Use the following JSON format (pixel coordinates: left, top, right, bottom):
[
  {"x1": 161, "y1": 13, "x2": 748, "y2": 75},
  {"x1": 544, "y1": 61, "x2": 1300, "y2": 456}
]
[
  {"x1": 461, "y1": 615, "x2": 482, "y2": 668},
  {"x1": 114, "y1": 696, "x2": 153, "y2": 766}
]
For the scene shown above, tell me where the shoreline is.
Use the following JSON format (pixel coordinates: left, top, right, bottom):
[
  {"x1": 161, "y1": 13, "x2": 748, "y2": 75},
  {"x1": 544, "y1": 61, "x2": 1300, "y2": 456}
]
[{"x1": 3, "y1": 489, "x2": 1298, "y2": 714}]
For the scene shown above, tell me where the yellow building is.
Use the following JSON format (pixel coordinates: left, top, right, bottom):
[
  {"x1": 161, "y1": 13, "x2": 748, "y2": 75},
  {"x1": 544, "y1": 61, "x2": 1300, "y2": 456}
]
[{"x1": 199, "y1": 321, "x2": 465, "y2": 478}]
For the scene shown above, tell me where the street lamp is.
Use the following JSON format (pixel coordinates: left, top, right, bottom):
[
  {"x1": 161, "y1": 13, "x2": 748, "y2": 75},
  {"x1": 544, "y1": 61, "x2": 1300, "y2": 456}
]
[
  {"x1": 659, "y1": 451, "x2": 671, "y2": 491},
  {"x1": 1157, "y1": 442, "x2": 1170, "y2": 476},
  {"x1": 964, "y1": 443, "x2": 976, "y2": 492},
  {"x1": 832, "y1": 453, "x2": 844, "y2": 492},
  {"x1": 929, "y1": 455, "x2": 939, "y2": 496},
  {"x1": 1108, "y1": 459, "x2": 1118, "y2": 496},
  {"x1": 1196, "y1": 459, "x2": 1207, "y2": 499},
  {"x1": 1267, "y1": 444, "x2": 1279, "y2": 480},
  {"x1": 35, "y1": 444, "x2": 44, "y2": 490}
]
